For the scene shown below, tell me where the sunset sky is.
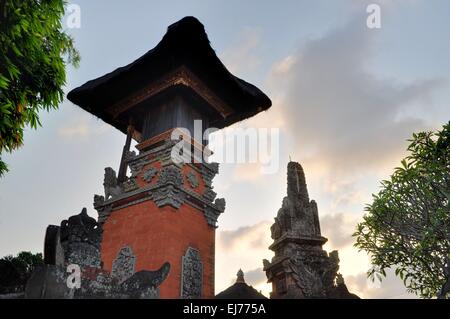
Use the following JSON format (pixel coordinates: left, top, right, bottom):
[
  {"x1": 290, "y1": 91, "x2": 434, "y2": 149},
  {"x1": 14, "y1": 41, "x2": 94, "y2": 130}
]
[{"x1": 1, "y1": 0, "x2": 449, "y2": 298}]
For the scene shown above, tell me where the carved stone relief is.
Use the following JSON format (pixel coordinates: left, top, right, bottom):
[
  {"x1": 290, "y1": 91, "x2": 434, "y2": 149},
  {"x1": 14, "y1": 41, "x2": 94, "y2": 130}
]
[
  {"x1": 181, "y1": 247, "x2": 203, "y2": 298},
  {"x1": 186, "y1": 171, "x2": 199, "y2": 188},
  {"x1": 103, "y1": 167, "x2": 123, "y2": 199},
  {"x1": 158, "y1": 166, "x2": 183, "y2": 186},
  {"x1": 142, "y1": 167, "x2": 158, "y2": 183},
  {"x1": 111, "y1": 246, "x2": 136, "y2": 284}
]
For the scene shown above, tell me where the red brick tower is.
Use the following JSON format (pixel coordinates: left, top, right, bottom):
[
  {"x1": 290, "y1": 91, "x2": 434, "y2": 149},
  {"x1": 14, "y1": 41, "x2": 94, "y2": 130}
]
[{"x1": 67, "y1": 17, "x2": 271, "y2": 298}]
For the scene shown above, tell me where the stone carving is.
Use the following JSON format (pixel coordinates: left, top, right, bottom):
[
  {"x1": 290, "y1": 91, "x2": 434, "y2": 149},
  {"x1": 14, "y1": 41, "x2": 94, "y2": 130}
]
[
  {"x1": 204, "y1": 198, "x2": 226, "y2": 227},
  {"x1": 186, "y1": 171, "x2": 199, "y2": 188},
  {"x1": 126, "y1": 150, "x2": 137, "y2": 161},
  {"x1": 93, "y1": 195, "x2": 112, "y2": 225},
  {"x1": 151, "y1": 165, "x2": 186, "y2": 208},
  {"x1": 122, "y1": 178, "x2": 138, "y2": 192},
  {"x1": 25, "y1": 262, "x2": 171, "y2": 299},
  {"x1": 111, "y1": 246, "x2": 136, "y2": 284},
  {"x1": 264, "y1": 162, "x2": 358, "y2": 299},
  {"x1": 103, "y1": 167, "x2": 123, "y2": 199},
  {"x1": 128, "y1": 156, "x2": 148, "y2": 176},
  {"x1": 158, "y1": 165, "x2": 183, "y2": 186},
  {"x1": 93, "y1": 194, "x2": 105, "y2": 206},
  {"x1": 119, "y1": 262, "x2": 170, "y2": 298},
  {"x1": 127, "y1": 154, "x2": 150, "y2": 188},
  {"x1": 142, "y1": 167, "x2": 158, "y2": 183},
  {"x1": 29, "y1": 207, "x2": 171, "y2": 299},
  {"x1": 214, "y1": 198, "x2": 226, "y2": 212},
  {"x1": 181, "y1": 247, "x2": 203, "y2": 298},
  {"x1": 203, "y1": 188, "x2": 217, "y2": 202},
  {"x1": 201, "y1": 163, "x2": 218, "y2": 189},
  {"x1": 93, "y1": 144, "x2": 225, "y2": 230},
  {"x1": 270, "y1": 162, "x2": 321, "y2": 240},
  {"x1": 285, "y1": 250, "x2": 340, "y2": 298},
  {"x1": 152, "y1": 184, "x2": 186, "y2": 208},
  {"x1": 59, "y1": 208, "x2": 103, "y2": 268}
]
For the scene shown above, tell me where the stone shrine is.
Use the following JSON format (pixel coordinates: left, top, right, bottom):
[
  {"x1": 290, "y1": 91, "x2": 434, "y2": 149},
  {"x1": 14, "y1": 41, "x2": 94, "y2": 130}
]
[{"x1": 263, "y1": 162, "x2": 358, "y2": 299}]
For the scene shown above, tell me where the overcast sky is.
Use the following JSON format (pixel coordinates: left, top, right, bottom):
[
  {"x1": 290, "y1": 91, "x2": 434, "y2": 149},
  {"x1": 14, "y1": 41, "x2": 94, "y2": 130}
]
[{"x1": 1, "y1": 0, "x2": 449, "y2": 298}]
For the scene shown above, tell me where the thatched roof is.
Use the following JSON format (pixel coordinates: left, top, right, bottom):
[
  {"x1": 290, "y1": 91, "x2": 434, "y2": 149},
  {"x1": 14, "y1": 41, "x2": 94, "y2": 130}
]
[{"x1": 67, "y1": 16, "x2": 271, "y2": 137}]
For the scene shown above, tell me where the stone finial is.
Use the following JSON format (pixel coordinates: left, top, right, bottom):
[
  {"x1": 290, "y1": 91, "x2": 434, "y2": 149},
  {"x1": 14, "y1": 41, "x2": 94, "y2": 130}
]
[
  {"x1": 287, "y1": 161, "x2": 309, "y2": 204},
  {"x1": 236, "y1": 269, "x2": 245, "y2": 283}
]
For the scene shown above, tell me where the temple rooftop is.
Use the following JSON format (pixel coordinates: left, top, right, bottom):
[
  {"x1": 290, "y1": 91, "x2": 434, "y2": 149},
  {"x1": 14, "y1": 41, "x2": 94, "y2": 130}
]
[
  {"x1": 67, "y1": 16, "x2": 271, "y2": 142},
  {"x1": 215, "y1": 269, "x2": 267, "y2": 299}
]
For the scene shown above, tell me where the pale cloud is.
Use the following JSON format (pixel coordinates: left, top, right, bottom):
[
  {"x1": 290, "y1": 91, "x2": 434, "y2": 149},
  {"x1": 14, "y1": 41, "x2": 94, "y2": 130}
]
[
  {"x1": 231, "y1": 163, "x2": 268, "y2": 183},
  {"x1": 220, "y1": 27, "x2": 262, "y2": 76},
  {"x1": 217, "y1": 220, "x2": 272, "y2": 253},
  {"x1": 58, "y1": 115, "x2": 111, "y2": 138},
  {"x1": 346, "y1": 269, "x2": 417, "y2": 299},
  {"x1": 321, "y1": 212, "x2": 360, "y2": 250},
  {"x1": 216, "y1": 221, "x2": 273, "y2": 296},
  {"x1": 320, "y1": 176, "x2": 373, "y2": 211},
  {"x1": 269, "y1": 16, "x2": 444, "y2": 175},
  {"x1": 58, "y1": 120, "x2": 90, "y2": 138},
  {"x1": 243, "y1": 267, "x2": 267, "y2": 287}
]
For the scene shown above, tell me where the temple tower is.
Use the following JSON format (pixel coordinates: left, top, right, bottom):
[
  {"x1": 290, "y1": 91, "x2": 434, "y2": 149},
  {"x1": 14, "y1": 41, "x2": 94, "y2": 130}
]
[
  {"x1": 263, "y1": 162, "x2": 341, "y2": 298},
  {"x1": 67, "y1": 17, "x2": 271, "y2": 298}
]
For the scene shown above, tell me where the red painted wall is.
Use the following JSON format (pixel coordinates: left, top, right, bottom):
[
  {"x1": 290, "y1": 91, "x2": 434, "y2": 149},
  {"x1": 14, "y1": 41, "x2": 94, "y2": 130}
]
[{"x1": 101, "y1": 199, "x2": 215, "y2": 298}]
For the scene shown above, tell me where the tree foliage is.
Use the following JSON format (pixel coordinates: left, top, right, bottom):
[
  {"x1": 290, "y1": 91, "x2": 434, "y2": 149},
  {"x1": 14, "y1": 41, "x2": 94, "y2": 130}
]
[
  {"x1": 354, "y1": 122, "x2": 450, "y2": 298},
  {"x1": 0, "y1": 251, "x2": 43, "y2": 293},
  {"x1": 0, "y1": 0, "x2": 80, "y2": 176}
]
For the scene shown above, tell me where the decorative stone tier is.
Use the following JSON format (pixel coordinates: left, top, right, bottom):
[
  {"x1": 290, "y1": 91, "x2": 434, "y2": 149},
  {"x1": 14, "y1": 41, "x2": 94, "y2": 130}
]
[
  {"x1": 269, "y1": 233, "x2": 328, "y2": 252},
  {"x1": 93, "y1": 135, "x2": 225, "y2": 228}
]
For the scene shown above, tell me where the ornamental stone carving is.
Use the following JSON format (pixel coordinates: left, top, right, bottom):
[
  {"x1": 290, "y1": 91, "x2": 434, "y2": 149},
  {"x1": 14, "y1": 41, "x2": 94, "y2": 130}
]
[
  {"x1": 152, "y1": 184, "x2": 186, "y2": 209},
  {"x1": 186, "y1": 171, "x2": 199, "y2": 188},
  {"x1": 93, "y1": 145, "x2": 225, "y2": 228},
  {"x1": 181, "y1": 247, "x2": 203, "y2": 298},
  {"x1": 158, "y1": 165, "x2": 183, "y2": 186},
  {"x1": 111, "y1": 246, "x2": 136, "y2": 284},
  {"x1": 142, "y1": 167, "x2": 158, "y2": 183},
  {"x1": 128, "y1": 156, "x2": 150, "y2": 178},
  {"x1": 203, "y1": 188, "x2": 217, "y2": 202},
  {"x1": 59, "y1": 208, "x2": 103, "y2": 268},
  {"x1": 204, "y1": 198, "x2": 226, "y2": 227},
  {"x1": 103, "y1": 167, "x2": 123, "y2": 199}
]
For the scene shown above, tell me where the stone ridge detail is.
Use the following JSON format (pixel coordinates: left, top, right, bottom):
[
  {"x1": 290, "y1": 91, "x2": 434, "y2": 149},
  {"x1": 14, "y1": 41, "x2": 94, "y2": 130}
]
[{"x1": 93, "y1": 139, "x2": 225, "y2": 228}]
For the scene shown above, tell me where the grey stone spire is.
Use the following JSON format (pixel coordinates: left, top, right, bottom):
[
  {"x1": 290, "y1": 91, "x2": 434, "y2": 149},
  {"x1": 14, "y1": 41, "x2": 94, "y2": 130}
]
[
  {"x1": 270, "y1": 161, "x2": 323, "y2": 241},
  {"x1": 287, "y1": 161, "x2": 309, "y2": 204},
  {"x1": 264, "y1": 161, "x2": 347, "y2": 299}
]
